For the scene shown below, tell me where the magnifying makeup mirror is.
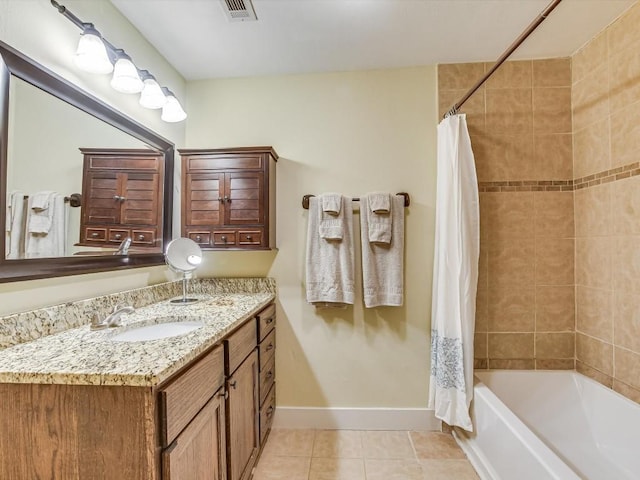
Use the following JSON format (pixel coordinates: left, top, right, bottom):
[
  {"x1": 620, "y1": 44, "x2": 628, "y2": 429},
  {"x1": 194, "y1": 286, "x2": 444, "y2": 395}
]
[{"x1": 165, "y1": 237, "x2": 203, "y2": 304}]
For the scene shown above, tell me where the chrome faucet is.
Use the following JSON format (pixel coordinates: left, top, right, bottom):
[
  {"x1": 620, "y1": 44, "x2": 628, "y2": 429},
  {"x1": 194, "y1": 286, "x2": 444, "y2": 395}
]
[
  {"x1": 115, "y1": 236, "x2": 132, "y2": 255},
  {"x1": 90, "y1": 304, "x2": 135, "y2": 330}
]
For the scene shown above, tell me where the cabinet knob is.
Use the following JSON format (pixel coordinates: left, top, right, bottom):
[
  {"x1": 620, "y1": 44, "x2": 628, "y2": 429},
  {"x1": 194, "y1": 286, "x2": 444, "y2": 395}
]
[
  {"x1": 113, "y1": 195, "x2": 126, "y2": 202},
  {"x1": 266, "y1": 317, "x2": 274, "y2": 325},
  {"x1": 218, "y1": 197, "x2": 224, "y2": 203},
  {"x1": 221, "y1": 236, "x2": 227, "y2": 243},
  {"x1": 266, "y1": 406, "x2": 274, "y2": 417},
  {"x1": 224, "y1": 195, "x2": 231, "y2": 203},
  {"x1": 115, "y1": 234, "x2": 122, "y2": 240},
  {"x1": 229, "y1": 380, "x2": 237, "y2": 389},
  {"x1": 266, "y1": 370, "x2": 273, "y2": 379},
  {"x1": 91, "y1": 232, "x2": 99, "y2": 238},
  {"x1": 138, "y1": 235, "x2": 145, "y2": 241},
  {"x1": 246, "y1": 235, "x2": 252, "y2": 240},
  {"x1": 195, "y1": 235, "x2": 202, "y2": 242},
  {"x1": 266, "y1": 343, "x2": 274, "y2": 351}
]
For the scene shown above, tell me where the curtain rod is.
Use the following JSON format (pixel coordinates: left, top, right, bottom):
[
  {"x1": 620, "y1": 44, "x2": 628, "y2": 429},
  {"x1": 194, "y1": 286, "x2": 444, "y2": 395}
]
[{"x1": 444, "y1": 0, "x2": 563, "y2": 118}]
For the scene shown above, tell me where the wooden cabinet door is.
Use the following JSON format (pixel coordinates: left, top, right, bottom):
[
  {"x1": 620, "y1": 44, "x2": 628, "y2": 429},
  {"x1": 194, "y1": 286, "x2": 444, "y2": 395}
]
[
  {"x1": 163, "y1": 393, "x2": 227, "y2": 480},
  {"x1": 83, "y1": 170, "x2": 121, "y2": 225},
  {"x1": 224, "y1": 172, "x2": 264, "y2": 226},
  {"x1": 121, "y1": 172, "x2": 159, "y2": 226},
  {"x1": 186, "y1": 173, "x2": 224, "y2": 227},
  {"x1": 227, "y1": 350, "x2": 259, "y2": 480}
]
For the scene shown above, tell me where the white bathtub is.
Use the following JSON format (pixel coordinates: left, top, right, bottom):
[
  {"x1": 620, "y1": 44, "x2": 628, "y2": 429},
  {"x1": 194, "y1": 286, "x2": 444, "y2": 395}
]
[{"x1": 453, "y1": 370, "x2": 640, "y2": 480}]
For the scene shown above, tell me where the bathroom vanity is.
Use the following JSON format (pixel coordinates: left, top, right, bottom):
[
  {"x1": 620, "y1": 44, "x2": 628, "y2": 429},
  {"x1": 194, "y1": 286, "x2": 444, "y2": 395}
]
[{"x1": 0, "y1": 281, "x2": 276, "y2": 480}]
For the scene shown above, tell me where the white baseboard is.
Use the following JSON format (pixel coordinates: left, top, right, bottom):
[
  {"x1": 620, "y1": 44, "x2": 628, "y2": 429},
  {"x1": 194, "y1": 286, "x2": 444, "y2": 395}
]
[{"x1": 272, "y1": 407, "x2": 441, "y2": 431}]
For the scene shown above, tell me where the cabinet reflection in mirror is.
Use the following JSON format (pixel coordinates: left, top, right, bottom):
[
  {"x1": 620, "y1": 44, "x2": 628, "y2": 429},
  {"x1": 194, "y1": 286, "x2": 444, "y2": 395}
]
[{"x1": 0, "y1": 40, "x2": 173, "y2": 282}]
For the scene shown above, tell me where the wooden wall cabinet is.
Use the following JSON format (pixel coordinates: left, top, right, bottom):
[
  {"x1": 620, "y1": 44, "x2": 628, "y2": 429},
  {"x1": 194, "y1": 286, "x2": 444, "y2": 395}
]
[
  {"x1": 79, "y1": 148, "x2": 164, "y2": 250},
  {"x1": 0, "y1": 303, "x2": 276, "y2": 480},
  {"x1": 179, "y1": 147, "x2": 278, "y2": 250}
]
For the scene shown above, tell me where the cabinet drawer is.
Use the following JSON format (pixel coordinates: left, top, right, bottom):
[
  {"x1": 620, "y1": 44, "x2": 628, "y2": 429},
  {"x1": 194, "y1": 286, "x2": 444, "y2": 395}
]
[
  {"x1": 238, "y1": 229, "x2": 262, "y2": 246},
  {"x1": 85, "y1": 227, "x2": 107, "y2": 242},
  {"x1": 259, "y1": 353, "x2": 275, "y2": 406},
  {"x1": 160, "y1": 345, "x2": 225, "y2": 446},
  {"x1": 108, "y1": 228, "x2": 130, "y2": 243},
  {"x1": 187, "y1": 230, "x2": 211, "y2": 246},
  {"x1": 260, "y1": 384, "x2": 276, "y2": 445},
  {"x1": 131, "y1": 229, "x2": 156, "y2": 245},
  {"x1": 257, "y1": 304, "x2": 276, "y2": 341},
  {"x1": 213, "y1": 230, "x2": 237, "y2": 246},
  {"x1": 187, "y1": 154, "x2": 263, "y2": 171},
  {"x1": 226, "y1": 319, "x2": 257, "y2": 375},
  {"x1": 259, "y1": 329, "x2": 276, "y2": 371}
]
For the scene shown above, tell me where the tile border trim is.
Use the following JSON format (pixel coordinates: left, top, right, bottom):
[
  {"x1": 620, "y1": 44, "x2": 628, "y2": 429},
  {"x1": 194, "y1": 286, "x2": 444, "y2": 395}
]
[{"x1": 478, "y1": 161, "x2": 640, "y2": 192}]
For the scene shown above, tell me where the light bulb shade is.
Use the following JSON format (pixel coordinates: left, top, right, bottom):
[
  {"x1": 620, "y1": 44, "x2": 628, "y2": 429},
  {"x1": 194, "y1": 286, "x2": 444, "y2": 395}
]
[
  {"x1": 139, "y1": 78, "x2": 167, "y2": 109},
  {"x1": 110, "y1": 54, "x2": 143, "y2": 93},
  {"x1": 161, "y1": 94, "x2": 187, "y2": 122},
  {"x1": 74, "y1": 28, "x2": 113, "y2": 74}
]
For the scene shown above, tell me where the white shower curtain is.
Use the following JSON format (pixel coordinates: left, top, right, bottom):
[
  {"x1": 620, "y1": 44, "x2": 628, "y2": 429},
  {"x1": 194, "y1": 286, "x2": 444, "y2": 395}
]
[{"x1": 428, "y1": 114, "x2": 479, "y2": 432}]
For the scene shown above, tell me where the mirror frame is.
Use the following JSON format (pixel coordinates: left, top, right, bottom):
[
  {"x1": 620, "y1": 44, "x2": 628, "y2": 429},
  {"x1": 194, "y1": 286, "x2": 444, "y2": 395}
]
[{"x1": 0, "y1": 40, "x2": 174, "y2": 283}]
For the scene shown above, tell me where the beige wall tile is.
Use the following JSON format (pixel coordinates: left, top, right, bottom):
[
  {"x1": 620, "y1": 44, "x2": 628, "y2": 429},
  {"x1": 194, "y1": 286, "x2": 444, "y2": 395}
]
[
  {"x1": 536, "y1": 359, "x2": 575, "y2": 370},
  {"x1": 362, "y1": 431, "x2": 414, "y2": 459},
  {"x1": 576, "y1": 286, "x2": 613, "y2": 342},
  {"x1": 613, "y1": 235, "x2": 640, "y2": 295},
  {"x1": 486, "y1": 60, "x2": 532, "y2": 89},
  {"x1": 489, "y1": 359, "x2": 535, "y2": 369},
  {"x1": 533, "y1": 87, "x2": 572, "y2": 134},
  {"x1": 471, "y1": 134, "x2": 536, "y2": 182},
  {"x1": 533, "y1": 58, "x2": 571, "y2": 88},
  {"x1": 607, "y1": 2, "x2": 640, "y2": 55},
  {"x1": 536, "y1": 286, "x2": 575, "y2": 332},
  {"x1": 488, "y1": 284, "x2": 535, "y2": 332},
  {"x1": 608, "y1": 45, "x2": 640, "y2": 115},
  {"x1": 475, "y1": 281, "x2": 488, "y2": 332},
  {"x1": 312, "y1": 430, "x2": 363, "y2": 459},
  {"x1": 486, "y1": 89, "x2": 533, "y2": 135},
  {"x1": 535, "y1": 332, "x2": 575, "y2": 359},
  {"x1": 575, "y1": 237, "x2": 612, "y2": 289},
  {"x1": 574, "y1": 184, "x2": 611, "y2": 237},
  {"x1": 613, "y1": 380, "x2": 640, "y2": 404},
  {"x1": 534, "y1": 192, "x2": 574, "y2": 238},
  {"x1": 309, "y1": 458, "x2": 365, "y2": 480},
  {"x1": 612, "y1": 176, "x2": 640, "y2": 235},
  {"x1": 614, "y1": 347, "x2": 640, "y2": 390},
  {"x1": 419, "y1": 459, "x2": 480, "y2": 480},
  {"x1": 572, "y1": 31, "x2": 607, "y2": 84},
  {"x1": 438, "y1": 63, "x2": 485, "y2": 91},
  {"x1": 364, "y1": 459, "x2": 423, "y2": 480},
  {"x1": 485, "y1": 193, "x2": 534, "y2": 239},
  {"x1": 409, "y1": 432, "x2": 466, "y2": 460},
  {"x1": 572, "y1": 65, "x2": 609, "y2": 132},
  {"x1": 573, "y1": 118, "x2": 611, "y2": 178},
  {"x1": 576, "y1": 360, "x2": 613, "y2": 388},
  {"x1": 474, "y1": 358, "x2": 488, "y2": 369},
  {"x1": 489, "y1": 333, "x2": 534, "y2": 359},
  {"x1": 488, "y1": 236, "x2": 535, "y2": 286},
  {"x1": 614, "y1": 291, "x2": 640, "y2": 353},
  {"x1": 535, "y1": 237, "x2": 575, "y2": 286},
  {"x1": 533, "y1": 134, "x2": 573, "y2": 180},
  {"x1": 438, "y1": 88, "x2": 485, "y2": 135},
  {"x1": 576, "y1": 332, "x2": 613, "y2": 375},
  {"x1": 610, "y1": 102, "x2": 640, "y2": 168},
  {"x1": 474, "y1": 332, "x2": 488, "y2": 358}
]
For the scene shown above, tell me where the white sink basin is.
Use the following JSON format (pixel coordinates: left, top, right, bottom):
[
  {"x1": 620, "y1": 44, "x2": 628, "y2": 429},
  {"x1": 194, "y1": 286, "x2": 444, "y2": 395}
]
[{"x1": 111, "y1": 321, "x2": 204, "y2": 342}]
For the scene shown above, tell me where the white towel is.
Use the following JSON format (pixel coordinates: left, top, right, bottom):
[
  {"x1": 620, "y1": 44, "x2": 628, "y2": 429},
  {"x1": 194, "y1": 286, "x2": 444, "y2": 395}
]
[
  {"x1": 25, "y1": 194, "x2": 67, "y2": 258},
  {"x1": 27, "y1": 191, "x2": 54, "y2": 234},
  {"x1": 360, "y1": 195, "x2": 405, "y2": 307},
  {"x1": 365, "y1": 192, "x2": 392, "y2": 245},
  {"x1": 319, "y1": 193, "x2": 344, "y2": 240},
  {"x1": 6, "y1": 191, "x2": 26, "y2": 259},
  {"x1": 306, "y1": 196, "x2": 355, "y2": 306}
]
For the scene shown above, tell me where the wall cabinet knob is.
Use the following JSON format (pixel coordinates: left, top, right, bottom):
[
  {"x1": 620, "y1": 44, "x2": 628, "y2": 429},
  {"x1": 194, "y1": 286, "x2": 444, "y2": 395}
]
[
  {"x1": 224, "y1": 195, "x2": 230, "y2": 203},
  {"x1": 115, "y1": 234, "x2": 122, "y2": 240},
  {"x1": 91, "y1": 232, "x2": 99, "y2": 238},
  {"x1": 138, "y1": 235, "x2": 145, "y2": 241},
  {"x1": 195, "y1": 235, "x2": 201, "y2": 242},
  {"x1": 221, "y1": 236, "x2": 227, "y2": 243},
  {"x1": 246, "y1": 235, "x2": 252, "y2": 240}
]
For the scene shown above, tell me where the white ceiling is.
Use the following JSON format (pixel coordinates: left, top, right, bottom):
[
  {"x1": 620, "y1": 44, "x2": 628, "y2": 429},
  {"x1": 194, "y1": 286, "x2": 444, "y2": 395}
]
[{"x1": 110, "y1": 0, "x2": 635, "y2": 80}]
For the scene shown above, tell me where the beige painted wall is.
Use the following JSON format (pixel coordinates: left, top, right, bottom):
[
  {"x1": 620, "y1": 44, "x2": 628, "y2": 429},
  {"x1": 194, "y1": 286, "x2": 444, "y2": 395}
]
[
  {"x1": 187, "y1": 67, "x2": 438, "y2": 407},
  {"x1": 0, "y1": 0, "x2": 186, "y2": 315}
]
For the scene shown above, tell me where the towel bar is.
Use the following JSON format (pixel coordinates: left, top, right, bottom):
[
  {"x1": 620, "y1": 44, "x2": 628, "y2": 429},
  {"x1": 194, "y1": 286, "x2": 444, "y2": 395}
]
[{"x1": 302, "y1": 192, "x2": 410, "y2": 210}]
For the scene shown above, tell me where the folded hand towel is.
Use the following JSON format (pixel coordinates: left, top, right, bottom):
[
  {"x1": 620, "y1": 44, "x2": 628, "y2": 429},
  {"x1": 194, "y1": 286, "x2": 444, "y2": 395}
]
[
  {"x1": 6, "y1": 191, "x2": 26, "y2": 259},
  {"x1": 306, "y1": 196, "x2": 355, "y2": 306},
  {"x1": 360, "y1": 195, "x2": 404, "y2": 308},
  {"x1": 322, "y1": 193, "x2": 342, "y2": 215},
  {"x1": 369, "y1": 192, "x2": 390, "y2": 213},
  {"x1": 365, "y1": 193, "x2": 392, "y2": 245},
  {"x1": 27, "y1": 191, "x2": 54, "y2": 234},
  {"x1": 25, "y1": 194, "x2": 67, "y2": 258},
  {"x1": 319, "y1": 193, "x2": 345, "y2": 240}
]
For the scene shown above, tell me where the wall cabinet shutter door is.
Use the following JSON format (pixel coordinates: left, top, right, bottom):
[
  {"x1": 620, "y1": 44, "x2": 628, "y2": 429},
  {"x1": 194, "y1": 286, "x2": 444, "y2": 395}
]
[
  {"x1": 224, "y1": 172, "x2": 263, "y2": 225},
  {"x1": 186, "y1": 173, "x2": 224, "y2": 227}
]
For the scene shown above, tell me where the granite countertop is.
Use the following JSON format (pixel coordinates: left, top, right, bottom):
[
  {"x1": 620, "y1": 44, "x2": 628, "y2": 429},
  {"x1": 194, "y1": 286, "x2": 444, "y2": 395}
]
[{"x1": 0, "y1": 292, "x2": 274, "y2": 387}]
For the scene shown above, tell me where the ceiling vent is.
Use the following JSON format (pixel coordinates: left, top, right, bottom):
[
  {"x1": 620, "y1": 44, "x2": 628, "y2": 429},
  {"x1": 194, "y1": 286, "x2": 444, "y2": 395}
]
[{"x1": 220, "y1": 0, "x2": 258, "y2": 22}]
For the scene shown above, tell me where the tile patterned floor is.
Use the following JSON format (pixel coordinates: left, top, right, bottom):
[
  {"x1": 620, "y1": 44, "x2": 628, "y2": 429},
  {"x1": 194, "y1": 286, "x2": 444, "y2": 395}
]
[{"x1": 253, "y1": 429, "x2": 480, "y2": 480}]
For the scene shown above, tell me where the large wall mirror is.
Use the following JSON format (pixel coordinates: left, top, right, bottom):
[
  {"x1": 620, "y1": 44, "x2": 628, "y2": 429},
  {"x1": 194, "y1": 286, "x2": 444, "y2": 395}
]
[{"x1": 0, "y1": 40, "x2": 174, "y2": 282}]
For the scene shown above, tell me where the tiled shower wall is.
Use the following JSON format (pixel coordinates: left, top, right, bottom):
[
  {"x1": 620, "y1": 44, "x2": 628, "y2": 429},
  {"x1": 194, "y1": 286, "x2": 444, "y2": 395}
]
[
  {"x1": 572, "y1": 3, "x2": 640, "y2": 403},
  {"x1": 437, "y1": 1, "x2": 640, "y2": 404},
  {"x1": 438, "y1": 58, "x2": 575, "y2": 371}
]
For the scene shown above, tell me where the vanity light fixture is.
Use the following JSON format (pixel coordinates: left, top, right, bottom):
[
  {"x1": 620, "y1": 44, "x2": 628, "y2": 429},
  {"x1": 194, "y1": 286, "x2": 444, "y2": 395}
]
[
  {"x1": 139, "y1": 70, "x2": 167, "y2": 109},
  {"x1": 161, "y1": 88, "x2": 188, "y2": 123},
  {"x1": 74, "y1": 24, "x2": 113, "y2": 75},
  {"x1": 50, "y1": 0, "x2": 186, "y2": 123},
  {"x1": 110, "y1": 50, "x2": 143, "y2": 94}
]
